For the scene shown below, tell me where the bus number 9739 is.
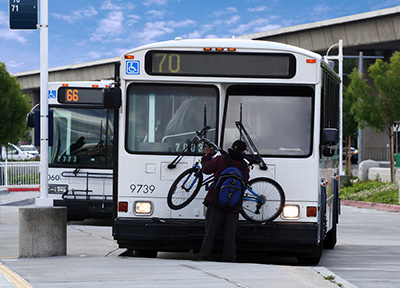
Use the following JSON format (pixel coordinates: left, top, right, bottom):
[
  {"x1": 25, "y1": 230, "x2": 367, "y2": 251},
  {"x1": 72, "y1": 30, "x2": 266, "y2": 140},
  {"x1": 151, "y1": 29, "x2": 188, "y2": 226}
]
[{"x1": 130, "y1": 184, "x2": 156, "y2": 194}]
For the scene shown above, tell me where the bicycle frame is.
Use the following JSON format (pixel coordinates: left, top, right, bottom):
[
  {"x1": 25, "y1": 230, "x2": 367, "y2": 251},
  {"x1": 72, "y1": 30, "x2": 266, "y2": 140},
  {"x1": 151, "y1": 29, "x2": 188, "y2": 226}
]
[
  {"x1": 182, "y1": 163, "x2": 266, "y2": 205},
  {"x1": 168, "y1": 123, "x2": 265, "y2": 213},
  {"x1": 243, "y1": 186, "x2": 265, "y2": 204},
  {"x1": 181, "y1": 163, "x2": 202, "y2": 191},
  {"x1": 181, "y1": 163, "x2": 213, "y2": 190}
]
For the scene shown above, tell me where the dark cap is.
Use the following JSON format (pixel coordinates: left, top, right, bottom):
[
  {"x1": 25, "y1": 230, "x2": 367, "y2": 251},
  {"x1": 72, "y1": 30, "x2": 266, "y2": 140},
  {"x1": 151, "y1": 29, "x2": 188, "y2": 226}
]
[{"x1": 232, "y1": 140, "x2": 247, "y2": 152}]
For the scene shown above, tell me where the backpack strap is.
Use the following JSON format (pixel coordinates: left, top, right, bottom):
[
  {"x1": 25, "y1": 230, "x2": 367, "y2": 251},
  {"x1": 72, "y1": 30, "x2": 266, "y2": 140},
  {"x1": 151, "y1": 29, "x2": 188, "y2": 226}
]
[{"x1": 224, "y1": 154, "x2": 246, "y2": 174}]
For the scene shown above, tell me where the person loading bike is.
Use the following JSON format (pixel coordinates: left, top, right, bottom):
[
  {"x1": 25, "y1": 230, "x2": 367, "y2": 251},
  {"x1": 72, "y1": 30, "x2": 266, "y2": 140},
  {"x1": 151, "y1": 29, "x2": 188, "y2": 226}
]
[{"x1": 198, "y1": 140, "x2": 250, "y2": 262}]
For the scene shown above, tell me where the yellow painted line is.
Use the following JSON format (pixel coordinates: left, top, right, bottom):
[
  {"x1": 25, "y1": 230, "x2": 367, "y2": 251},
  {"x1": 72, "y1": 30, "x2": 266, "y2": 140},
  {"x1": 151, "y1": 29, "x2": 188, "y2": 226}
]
[
  {"x1": 0, "y1": 263, "x2": 31, "y2": 288},
  {"x1": 0, "y1": 257, "x2": 18, "y2": 259}
]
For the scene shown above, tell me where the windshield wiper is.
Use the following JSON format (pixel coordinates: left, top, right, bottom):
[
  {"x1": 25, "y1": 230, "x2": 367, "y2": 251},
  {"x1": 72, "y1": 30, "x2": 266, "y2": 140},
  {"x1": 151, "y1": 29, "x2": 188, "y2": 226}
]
[{"x1": 73, "y1": 140, "x2": 104, "y2": 175}]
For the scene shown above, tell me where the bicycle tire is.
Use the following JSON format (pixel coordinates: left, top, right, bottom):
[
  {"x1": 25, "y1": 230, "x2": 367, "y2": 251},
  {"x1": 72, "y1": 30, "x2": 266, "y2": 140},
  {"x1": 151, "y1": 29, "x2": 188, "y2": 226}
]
[
  {"x1": 241, "y1": 177, "x2": 285, "y2": 223},
  {"x1": 167, "y1": 167, "x2": 203, "y2": 210}
]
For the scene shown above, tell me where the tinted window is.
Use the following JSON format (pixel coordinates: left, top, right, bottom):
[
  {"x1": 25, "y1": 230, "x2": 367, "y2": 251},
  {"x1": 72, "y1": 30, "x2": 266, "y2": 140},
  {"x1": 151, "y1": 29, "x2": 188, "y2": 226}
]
[
  {"x1": 126, "y1": 84, "x2": 218, "y2": 154},
  {"x1": 224, "y1": 86, "x2": 314, "y2": 157},
  {"x1": 50, "y1": 108, "x2": 114, "y2": 168}
]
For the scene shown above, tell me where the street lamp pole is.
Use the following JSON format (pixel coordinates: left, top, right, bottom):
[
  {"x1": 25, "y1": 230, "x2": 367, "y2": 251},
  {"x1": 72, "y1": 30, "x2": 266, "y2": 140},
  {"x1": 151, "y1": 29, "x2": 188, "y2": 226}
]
[{"x1": 36, "y1": 0, "x2": 52, "y2": 207}]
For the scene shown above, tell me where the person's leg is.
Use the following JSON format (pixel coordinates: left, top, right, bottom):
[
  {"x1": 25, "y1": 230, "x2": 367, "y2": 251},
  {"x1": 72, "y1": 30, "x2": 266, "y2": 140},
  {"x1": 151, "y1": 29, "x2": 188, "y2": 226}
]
[
  {"x1": 222, "y1": 212, "x2": 239, "y2": 262},
  {"x1": 199, "y1": 205, "x2": 224, "y2": 260}
]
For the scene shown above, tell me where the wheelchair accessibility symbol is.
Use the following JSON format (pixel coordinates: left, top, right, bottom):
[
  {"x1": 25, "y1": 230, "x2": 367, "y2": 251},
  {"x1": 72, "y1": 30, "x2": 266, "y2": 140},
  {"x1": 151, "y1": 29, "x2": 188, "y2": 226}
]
[
  {"x1": 126, "y1": 60, "x2": 140, "y2": 75},
  {"x1": 48, "y1": 90, "x2": 56, "y2": 99}
]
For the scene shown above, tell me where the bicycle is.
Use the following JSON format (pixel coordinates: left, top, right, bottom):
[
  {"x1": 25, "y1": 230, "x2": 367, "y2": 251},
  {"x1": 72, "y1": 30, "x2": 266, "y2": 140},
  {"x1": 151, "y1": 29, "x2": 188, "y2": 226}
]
[{"x1": 167, "y1": 125, "x2": 285, "y2": 223}]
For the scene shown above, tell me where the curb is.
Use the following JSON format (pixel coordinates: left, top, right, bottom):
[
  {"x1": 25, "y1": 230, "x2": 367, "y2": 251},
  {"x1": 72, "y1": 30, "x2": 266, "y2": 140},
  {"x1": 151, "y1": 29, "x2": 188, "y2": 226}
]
[
  {"x1": 313, "y1": 267, "x2": 358, "y2": 288},
  {"x1": 0, "y1": 189, "x2": 9, "y2": 195},
  {"x1": 7, "y1": 187, "x2": 40, "y2": 192},
  {"x1": 341, "y1": 199, "x2": 400, "y2": 212}
]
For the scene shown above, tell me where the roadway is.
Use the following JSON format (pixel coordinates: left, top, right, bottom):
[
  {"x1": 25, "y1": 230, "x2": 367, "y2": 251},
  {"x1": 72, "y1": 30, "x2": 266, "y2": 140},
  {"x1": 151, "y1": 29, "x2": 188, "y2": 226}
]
[
  {"x1": 319, "y1": 205, "x2": 400, "y2": 288},
  {"x1": 1, "y1": 190, "x2": 399, "y2": 287},
  {"x1": 159, "y1": 203, "x2": 400, "y2": 288}
]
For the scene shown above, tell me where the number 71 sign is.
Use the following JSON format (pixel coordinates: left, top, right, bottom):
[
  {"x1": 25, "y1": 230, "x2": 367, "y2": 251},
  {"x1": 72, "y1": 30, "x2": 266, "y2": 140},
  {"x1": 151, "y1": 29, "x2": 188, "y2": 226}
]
[{"x1": 9, "y1": 0, "x2": 38, "y2": 30}]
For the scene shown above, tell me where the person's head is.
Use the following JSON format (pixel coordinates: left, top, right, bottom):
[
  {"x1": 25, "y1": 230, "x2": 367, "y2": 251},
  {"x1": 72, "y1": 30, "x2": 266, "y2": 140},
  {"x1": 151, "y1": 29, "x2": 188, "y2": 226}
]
[{"x1": 231, "y1": 140, "x2": 247, "y2": 154}]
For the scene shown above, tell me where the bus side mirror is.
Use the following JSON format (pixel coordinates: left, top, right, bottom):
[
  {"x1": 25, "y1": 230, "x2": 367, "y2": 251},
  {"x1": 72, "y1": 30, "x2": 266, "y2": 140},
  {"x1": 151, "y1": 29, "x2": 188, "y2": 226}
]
[
  {"x1": 321, "y1": 128, "x2": 338, "y2": 157},
  {"x1": 102, "y1": 87, "x2": 121, "y2": 109},
  {"x1": 321, "y1": 128, "x2": 338, "y2": 146},
  {"x1": 27, "y1": 111, "x2": 35, "y2": 128},
  {"x1": 31, "y1": 110, "x2": 53, "y2": 147}
]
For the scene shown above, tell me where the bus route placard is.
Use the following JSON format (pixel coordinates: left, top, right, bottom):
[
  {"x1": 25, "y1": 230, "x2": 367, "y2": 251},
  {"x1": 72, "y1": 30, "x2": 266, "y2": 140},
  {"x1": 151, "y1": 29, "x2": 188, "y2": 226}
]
[{"x1": 9, "y1": 0, "x2": 38, "y2": 30}]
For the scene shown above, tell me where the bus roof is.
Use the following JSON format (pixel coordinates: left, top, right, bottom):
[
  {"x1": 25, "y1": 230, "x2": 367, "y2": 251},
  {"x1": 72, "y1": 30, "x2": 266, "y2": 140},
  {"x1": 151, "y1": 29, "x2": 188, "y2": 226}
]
[
  {"x1": 122, "y1": 38, "x2": 322, "y2": 60},
  {"x1": 48, "y1": 81, "x2": 112, "y2": 89}
]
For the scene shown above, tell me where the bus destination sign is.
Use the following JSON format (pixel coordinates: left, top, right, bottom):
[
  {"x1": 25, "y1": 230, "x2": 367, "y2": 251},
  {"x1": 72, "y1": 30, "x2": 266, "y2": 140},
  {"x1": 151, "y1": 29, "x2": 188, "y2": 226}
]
[
  {"x1": 58, "y1": 87, "x2": 104, "y2": 105},
  {"x1": 146, "y1": 51, "x2": 296, "y2": 78}
]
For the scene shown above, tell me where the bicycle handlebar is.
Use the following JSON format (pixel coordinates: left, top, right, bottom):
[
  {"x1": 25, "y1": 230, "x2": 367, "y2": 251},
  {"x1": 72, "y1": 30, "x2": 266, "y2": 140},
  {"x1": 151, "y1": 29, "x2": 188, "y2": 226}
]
[
  {"x1": 196, "y1": 126, "x2": 265, "y2": 165},
  {"x1": 196, "y1": 126, "x2": 211, "y2": 138},
  {"x1": 167, "y1": 126, "x2": 213, "y2": 169},
  {"x1": 168, "y1": 124, "x2": 267, "y2": 170}
]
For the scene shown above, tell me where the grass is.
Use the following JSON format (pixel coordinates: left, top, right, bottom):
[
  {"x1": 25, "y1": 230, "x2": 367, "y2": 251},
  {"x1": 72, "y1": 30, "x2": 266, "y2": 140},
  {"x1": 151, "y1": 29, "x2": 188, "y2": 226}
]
[{"x1": 340, "y1": 180, "x2": 399, "y2": 205}]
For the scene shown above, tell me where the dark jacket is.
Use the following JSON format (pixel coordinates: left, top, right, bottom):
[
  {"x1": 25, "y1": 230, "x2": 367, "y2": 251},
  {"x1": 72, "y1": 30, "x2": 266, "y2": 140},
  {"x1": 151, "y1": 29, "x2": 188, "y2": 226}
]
[{"x1": 201, "y1": 149, "x2": 250, "y2": 214}]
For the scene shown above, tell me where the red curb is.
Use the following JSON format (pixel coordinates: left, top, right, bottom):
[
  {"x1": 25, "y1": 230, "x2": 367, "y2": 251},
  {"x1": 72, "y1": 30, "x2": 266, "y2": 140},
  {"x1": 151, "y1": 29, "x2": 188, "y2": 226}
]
[
  {"x1": 341, "y1": 199, "x2": 400, "y2": 212},
  {"x1": 7, "y1": 187, "x2": 40, "y2": 192}
]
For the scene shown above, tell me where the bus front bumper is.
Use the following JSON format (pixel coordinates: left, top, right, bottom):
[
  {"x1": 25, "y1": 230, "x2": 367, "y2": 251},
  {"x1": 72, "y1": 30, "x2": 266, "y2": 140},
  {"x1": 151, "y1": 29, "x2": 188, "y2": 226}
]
[
  {"x1": 54, "y1": 199, "x2": 112, "y2": 220},
  {"x1": 114, "y1": 218, "x2": 319, "y2": 255}
]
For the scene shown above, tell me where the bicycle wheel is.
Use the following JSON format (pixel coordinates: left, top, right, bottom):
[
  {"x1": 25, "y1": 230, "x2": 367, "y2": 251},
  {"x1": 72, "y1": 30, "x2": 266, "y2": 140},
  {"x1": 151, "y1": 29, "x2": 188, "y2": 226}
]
[
  {"x1": 241, "y1": 177, "x2": 285, "y2": 223},
  {"x1": 167, "y1": 167, "x2": 203, "y2": 210}
]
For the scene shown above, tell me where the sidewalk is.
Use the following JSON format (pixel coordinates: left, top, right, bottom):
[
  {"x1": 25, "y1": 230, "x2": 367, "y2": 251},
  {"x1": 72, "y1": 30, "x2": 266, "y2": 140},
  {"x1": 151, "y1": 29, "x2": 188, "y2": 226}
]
[
  {"x1": 0, "y1": 189, "x2": 38, "y2": 207},
  {"x1": 0, "y1": 191, "x2": 356, "y2": 288},
  {"x1": 341, "y1": 199, "x2": 400, "y2": 212}
]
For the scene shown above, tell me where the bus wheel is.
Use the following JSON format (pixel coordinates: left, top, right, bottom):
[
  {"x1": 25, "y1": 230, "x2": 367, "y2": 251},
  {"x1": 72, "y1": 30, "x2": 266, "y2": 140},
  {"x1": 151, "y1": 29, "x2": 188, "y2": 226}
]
[
  {"x1": 324, "y1": 187, "x2": 339, "y2": 249},
  {"x1": 134, "y1": 250, "x2": 158, "y2": 258}
]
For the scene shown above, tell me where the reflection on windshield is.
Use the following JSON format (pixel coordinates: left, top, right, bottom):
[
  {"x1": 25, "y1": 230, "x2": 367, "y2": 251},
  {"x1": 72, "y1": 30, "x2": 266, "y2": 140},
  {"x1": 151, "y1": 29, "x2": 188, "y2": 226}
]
[
  {"x1": 225, "y1": 86, "x2": 313, "y2": 157},
  {"x1": 50, "y1": 108, "x2": 114, "y2": 168},
  {"x1": 126, "y1": 84, "x2": 218, "y2": 154}
]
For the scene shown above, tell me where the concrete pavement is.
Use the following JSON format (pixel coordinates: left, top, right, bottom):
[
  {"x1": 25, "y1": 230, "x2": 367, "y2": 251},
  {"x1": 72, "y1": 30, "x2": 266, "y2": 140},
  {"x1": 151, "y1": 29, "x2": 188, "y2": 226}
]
[{"x1": 0, "y1": 191, "x2": 356, "y2": 288}]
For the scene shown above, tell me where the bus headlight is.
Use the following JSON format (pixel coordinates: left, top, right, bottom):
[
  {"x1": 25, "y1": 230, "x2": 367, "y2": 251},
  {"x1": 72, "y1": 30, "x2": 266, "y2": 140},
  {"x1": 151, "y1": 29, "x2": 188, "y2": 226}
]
[
  {"x1": 282, "y1": 205, "x2": 300, "y2": 219},
  {"x1": 134, "y1": 201, "x2": 153, "y2": 215}
]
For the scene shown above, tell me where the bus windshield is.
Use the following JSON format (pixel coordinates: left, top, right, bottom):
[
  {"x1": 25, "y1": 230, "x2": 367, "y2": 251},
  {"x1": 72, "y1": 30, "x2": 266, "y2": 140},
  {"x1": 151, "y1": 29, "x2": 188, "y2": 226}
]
[
  {"x1": 224, "y1": 85, "x2": 313, "y2": 157},
  {"x1": 126, "y1": 84, "x2": 218, "y2": 154},
  {"x1": 50, "y1": 107, "x2": 114, "y2": 168}
]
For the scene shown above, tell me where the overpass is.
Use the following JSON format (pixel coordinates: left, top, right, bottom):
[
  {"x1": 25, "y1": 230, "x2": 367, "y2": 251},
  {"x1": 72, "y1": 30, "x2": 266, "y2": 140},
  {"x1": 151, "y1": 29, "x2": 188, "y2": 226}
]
[
  {"x1": 15, "y1": 57, "x2": 119, "y2": 106},
  {"x1": 15, "y1": 6, "x2": 400, "y2": 92},
  {"x1": 238, "y1": 6, "x2": 400, "y2": 162},
  {"x1": 239, "y1": 5, "x2": 400, "y2": 57},
  {"x1": 14, "y1": 5, "x2": 400, "y2": 161}
]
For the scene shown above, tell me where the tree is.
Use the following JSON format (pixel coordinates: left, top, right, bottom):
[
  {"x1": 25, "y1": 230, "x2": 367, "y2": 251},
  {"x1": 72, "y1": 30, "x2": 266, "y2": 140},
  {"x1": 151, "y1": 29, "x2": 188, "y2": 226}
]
[
  {"x1": 0, "y1": 62, "x2": 31, "y2": 157},
  {"x1": 343, "y1": 86, "x2": 358, "y2": 175},
  {"x1": 342, "y1": 58, "x2": 359, "y2": 175},
  {"x1": 348, "y1": 51, "x2": 400, "y2": 183}
]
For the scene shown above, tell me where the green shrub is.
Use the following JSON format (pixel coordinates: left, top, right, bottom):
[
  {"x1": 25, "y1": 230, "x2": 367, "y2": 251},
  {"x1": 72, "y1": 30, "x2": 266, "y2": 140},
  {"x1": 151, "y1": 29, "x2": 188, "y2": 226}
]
[{"x1": 340, "y1": 181, "x2": 399, "y2": 204}]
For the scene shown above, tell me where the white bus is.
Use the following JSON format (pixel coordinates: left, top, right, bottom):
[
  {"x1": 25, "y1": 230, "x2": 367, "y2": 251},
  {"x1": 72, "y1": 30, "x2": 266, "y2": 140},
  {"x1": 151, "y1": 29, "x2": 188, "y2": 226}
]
[
  {"x1": 29, "y1": 81, "x2": 115, "y2": 220},
  {"x1": 104, "y1": 38, "x2": 341, "y2": 263}
]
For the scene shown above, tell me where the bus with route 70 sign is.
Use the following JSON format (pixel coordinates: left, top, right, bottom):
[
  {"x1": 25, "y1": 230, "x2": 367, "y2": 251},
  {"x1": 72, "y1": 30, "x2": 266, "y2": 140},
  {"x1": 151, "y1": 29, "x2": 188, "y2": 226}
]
[{"x1": 102, "y1": 38, "x2": 341, "y2": 264}]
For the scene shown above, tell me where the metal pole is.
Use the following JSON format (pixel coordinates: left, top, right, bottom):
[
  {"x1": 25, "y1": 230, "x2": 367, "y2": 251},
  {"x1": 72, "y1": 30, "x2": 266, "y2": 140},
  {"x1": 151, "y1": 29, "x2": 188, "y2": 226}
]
[
  {"x1": 36, "y1": 0, "x2": 52, "y2": 207},
  {"x1": 358, "y1": 51, "x2": 364, "y2": 163},
  {"x1": 324, "y1": 40, "x2": 344, "y2": 175},
  {"x1": 338, "y1": 40, "x2": 344, "y2": 176},
  {"x1": 5, "y1": 159, "x2": 8, "y2": 187}
]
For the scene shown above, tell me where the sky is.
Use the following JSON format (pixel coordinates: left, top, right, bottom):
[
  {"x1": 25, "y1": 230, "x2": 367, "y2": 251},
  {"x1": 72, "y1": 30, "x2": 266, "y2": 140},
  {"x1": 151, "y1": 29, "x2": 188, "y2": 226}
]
[{"x1": 1, "y1": 0, "x2": 400, "y2": 74}]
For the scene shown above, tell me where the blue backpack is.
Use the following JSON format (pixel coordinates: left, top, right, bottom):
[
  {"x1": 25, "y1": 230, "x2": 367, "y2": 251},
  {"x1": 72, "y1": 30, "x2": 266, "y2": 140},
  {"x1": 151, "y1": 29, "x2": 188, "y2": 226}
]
[{"x1": 214, "y1": 155, "x2": 246, "y2": 210}]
